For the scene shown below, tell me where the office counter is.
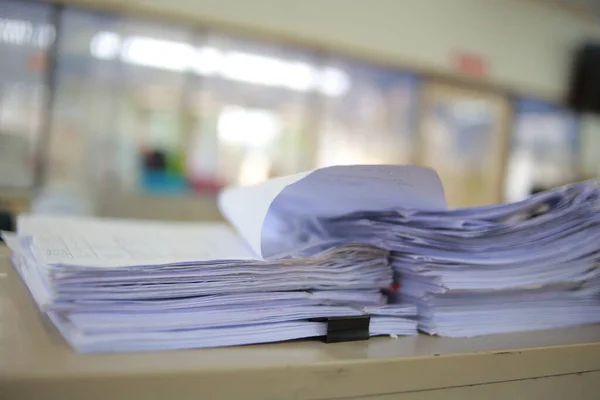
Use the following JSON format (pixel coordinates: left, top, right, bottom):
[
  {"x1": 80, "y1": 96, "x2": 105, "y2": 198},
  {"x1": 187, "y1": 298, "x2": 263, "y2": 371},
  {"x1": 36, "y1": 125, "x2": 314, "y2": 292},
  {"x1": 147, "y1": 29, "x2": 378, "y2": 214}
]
[{"x1": 1, "y1": 246, "x2": 599, "y2": 400}]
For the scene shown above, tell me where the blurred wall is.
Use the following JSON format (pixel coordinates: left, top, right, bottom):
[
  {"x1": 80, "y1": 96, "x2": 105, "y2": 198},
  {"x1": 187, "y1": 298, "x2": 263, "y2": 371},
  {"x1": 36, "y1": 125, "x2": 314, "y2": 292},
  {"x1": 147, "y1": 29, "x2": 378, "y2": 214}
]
[{"x1": 54, "y1": 0, "x2": 600, "y2": 101}]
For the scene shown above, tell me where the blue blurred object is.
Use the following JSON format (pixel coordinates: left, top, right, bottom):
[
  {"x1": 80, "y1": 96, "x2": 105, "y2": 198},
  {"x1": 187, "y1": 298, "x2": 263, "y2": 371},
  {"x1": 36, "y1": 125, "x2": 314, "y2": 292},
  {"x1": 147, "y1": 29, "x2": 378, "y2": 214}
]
[{"x1": 141, "y1": 170, "x2": 189, "y2": 195}]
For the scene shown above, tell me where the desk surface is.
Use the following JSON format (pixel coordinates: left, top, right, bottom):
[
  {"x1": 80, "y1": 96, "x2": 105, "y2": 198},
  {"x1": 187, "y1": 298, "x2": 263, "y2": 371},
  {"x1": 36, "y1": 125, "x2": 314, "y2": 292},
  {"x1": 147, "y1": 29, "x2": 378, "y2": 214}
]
[{"x1": 1, "y1": 246, "x2": 600, "y2": 400}]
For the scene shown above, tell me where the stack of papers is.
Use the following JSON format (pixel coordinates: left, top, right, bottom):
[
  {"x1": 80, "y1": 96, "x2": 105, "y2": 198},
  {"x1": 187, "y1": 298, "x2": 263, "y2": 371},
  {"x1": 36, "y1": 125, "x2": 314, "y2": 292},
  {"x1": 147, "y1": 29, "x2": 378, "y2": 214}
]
[
  {"x1": 4, "y1": 216, "x2": 417, "y2": 352},
  {"x1": 220, "y1": 165, "x2": 600, "y2": 337},
  {"x1": 5, "y1": 163, "x2": 598, "y2": 349},
  {"x1": 316, "y1": 181, "x2": 600, "y2": 337}
]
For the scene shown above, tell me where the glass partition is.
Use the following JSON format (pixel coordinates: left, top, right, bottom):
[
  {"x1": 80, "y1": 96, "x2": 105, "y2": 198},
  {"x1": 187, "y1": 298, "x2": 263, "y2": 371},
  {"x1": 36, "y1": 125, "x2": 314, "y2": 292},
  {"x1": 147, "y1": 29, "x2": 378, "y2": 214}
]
[
  {"x1": 184, "y1": 34, "x2": 321, "y2": 189},
  {"x1": 417, "y1": 82, "x2": 510, "y2": 208},
  {"x1": 504, "y1": 99, "x2": 580, "y2": 201},
  {"x1": 3, "y1": 2, "x2": 533, "y2": 215},
  {"x1": 0, "y1": 0, "x2": 53, "y2": 187},
  {"x1": 318, "y1": 58, "x2": 418, "y2": 167}
]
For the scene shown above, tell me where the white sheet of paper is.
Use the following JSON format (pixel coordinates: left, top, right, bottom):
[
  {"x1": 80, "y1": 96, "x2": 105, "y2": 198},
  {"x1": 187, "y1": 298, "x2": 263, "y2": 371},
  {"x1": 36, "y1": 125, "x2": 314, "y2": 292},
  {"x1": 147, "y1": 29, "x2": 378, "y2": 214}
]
[
  {"x1": 219, "y1": 165, "x2": 447, "y2": 257},
  {"x1": 17, "y1": 216, "x2": 257, "y2": 266},
  {"x1": 218, "y1": 172, "x2": 310, "y2": 259}
]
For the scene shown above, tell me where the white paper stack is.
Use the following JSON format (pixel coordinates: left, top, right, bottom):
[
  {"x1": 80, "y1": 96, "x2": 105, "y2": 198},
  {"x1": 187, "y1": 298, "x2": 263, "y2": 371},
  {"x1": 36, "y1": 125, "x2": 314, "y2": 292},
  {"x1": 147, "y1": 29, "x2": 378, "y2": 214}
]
[
  {"x1": 317, "y1": 180, "x2": 600, "y2": 337},
  {"x1": 8, "y1": 163, "x2": 596, "y2": 349},
  {"x1": 224, "y1": 165, "x2": 600, "y2": 337},
  {"x1": 4, "y1": 165, "x2": 442, "y2": 352},
  {"x1": 4, "y1": 215, "x2": 417, "y2": 353}
]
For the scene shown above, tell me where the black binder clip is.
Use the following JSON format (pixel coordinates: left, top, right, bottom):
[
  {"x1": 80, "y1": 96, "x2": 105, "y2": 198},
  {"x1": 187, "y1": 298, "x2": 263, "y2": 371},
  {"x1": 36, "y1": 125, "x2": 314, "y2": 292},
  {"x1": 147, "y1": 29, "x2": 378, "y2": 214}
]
[{"x1": 313, "y1": 315, "x2": 371, "y2": 343}]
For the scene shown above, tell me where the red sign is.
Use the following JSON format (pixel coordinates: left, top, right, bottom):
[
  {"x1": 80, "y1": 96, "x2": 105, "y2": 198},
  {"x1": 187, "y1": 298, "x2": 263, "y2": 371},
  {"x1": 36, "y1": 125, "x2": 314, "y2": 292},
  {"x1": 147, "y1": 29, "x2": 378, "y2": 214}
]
[{"x1": 455, "y1": 52, "x2": 488, "y2": 77}]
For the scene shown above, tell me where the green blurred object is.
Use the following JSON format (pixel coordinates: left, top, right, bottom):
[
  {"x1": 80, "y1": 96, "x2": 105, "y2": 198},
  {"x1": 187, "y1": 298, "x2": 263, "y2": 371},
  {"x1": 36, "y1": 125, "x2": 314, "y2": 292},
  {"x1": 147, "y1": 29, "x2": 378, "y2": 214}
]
[{"x1": 166, "y1": 150, "x2": 186, "y2": 176}]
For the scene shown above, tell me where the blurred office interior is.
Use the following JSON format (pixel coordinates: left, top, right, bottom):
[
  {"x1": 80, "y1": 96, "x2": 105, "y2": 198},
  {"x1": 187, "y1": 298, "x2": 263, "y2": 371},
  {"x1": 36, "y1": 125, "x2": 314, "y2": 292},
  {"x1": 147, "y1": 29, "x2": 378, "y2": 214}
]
[{"x1": 1, "y1": 0, "x2": 600, "y2": 221}]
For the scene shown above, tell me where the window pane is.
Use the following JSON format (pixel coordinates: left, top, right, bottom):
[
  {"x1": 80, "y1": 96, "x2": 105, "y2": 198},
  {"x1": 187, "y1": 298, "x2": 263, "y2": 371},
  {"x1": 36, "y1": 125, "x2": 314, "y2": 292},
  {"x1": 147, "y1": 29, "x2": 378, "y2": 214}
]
[
  {"x1": 417, "y1": 82, "x2": 509, "y2": 207},
  {"x1": 116, "y1": 18, "x2": 192, "y2": 194},
  {"x1": 187, "y1": 34, "x2": 318, "y2": 188},
  {"x1": 0, "y1": 0, "x2": 53, "y2": 187},
  {"x1": 49, "y1": 8, "x2": 120, "y2": 191},
  {"x1": 50, "y1": 9, "x2": 193, "y2": 195},
  {"x1": 318, "y1": 58, "x2": 418, "y2": 167},
  {"x1": 504, "y1": 99, "x2": 580, "y2": 201}
]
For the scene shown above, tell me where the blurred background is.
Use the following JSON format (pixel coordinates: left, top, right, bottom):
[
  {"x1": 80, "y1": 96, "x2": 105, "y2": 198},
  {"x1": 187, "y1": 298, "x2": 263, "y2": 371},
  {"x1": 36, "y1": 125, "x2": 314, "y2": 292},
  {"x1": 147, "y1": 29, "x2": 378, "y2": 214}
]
[{"x1": 1, "y1": 0, "x2": 600, "y2": 222}]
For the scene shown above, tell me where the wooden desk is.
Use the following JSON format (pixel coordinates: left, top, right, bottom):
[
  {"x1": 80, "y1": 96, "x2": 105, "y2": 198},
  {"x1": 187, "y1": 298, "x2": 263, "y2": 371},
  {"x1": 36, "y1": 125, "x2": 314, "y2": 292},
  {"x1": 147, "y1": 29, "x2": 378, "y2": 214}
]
[{"x1": 1, "y1": 246, "x2": 599, "y2": 400}]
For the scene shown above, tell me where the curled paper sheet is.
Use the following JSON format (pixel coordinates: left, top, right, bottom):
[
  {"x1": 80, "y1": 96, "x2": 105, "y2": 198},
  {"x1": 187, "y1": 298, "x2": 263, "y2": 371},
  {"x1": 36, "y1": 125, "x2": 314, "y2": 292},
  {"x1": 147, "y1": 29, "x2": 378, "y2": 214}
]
[{"x1": 219, "y1": 165, "x2": 447, "y2": 258}]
